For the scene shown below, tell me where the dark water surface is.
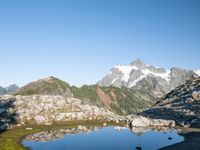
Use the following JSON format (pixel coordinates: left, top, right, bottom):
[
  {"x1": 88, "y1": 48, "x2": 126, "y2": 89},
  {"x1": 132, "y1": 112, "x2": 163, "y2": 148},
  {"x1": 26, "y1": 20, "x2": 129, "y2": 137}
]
[{"x1": 22, "y1": 126, "x2": 184, "y2": 150}]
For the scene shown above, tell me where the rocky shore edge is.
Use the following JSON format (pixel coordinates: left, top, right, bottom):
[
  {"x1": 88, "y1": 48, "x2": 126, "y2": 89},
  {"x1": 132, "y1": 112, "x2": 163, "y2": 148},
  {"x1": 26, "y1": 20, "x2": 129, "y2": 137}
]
[{"x1": 160, "y1": 128, "x2": 200, "y2": 150}]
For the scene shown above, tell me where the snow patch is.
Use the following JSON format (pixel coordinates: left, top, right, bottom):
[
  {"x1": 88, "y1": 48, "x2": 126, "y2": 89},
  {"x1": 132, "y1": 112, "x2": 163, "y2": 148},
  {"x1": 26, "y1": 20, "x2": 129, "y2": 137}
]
[
  {"x1": 111, "y1": 78, "x2": 119, "y2": 84},
  {"x1": 141, "y1": 69, "x2": 171, "y2": 82},
  {"x1": 128, "y1": 75, "x2": 146, "y2": 87},
  {"x1": 112, "y1": 64, "x2": 171, "y2": 87},
  {"x1": 115, "y1": 65, "x2": 138, "y2": 82},
  {"x1": 195, "y1": 70, "x2": 200, "y2": 76}
]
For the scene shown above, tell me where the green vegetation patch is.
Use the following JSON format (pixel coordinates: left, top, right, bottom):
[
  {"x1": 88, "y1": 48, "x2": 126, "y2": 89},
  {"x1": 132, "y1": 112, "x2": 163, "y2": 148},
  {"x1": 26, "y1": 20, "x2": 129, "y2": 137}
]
[
  {"x1": 71, "y1": 85, "x2": 101, "y2": 106},
  {"x1": 0, "y1": 120, "x2": 125, "y2": 150}
]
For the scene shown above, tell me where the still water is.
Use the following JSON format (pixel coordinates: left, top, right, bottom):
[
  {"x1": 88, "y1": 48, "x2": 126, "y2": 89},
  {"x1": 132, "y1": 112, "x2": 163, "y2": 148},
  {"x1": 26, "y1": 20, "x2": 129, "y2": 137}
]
[{"x1": 23, "y1": 126, "x2": 184, "y2": 150}]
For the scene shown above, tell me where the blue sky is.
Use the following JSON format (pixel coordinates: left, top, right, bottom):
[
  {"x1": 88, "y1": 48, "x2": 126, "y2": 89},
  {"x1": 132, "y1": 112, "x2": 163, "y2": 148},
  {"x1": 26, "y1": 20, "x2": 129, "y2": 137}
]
[{"x1": 0, "y1": 0, "x2": 200, "y2": 87}]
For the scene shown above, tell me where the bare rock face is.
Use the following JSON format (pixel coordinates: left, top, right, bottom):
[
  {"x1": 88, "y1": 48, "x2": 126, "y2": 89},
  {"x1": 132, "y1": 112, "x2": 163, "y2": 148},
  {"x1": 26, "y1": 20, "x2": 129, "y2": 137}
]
[
  {"x1": 140, "y1": 77, "x2": 200, "y2": 128},
  {"x1": 128, "y1": 115, "x2": 175, "y2": 127}
]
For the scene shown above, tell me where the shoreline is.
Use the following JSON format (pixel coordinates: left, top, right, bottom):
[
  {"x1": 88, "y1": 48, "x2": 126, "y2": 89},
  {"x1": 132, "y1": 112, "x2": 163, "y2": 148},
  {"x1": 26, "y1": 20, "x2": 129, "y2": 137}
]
[
  {"x1": 0, "y1": 120, "x2": 125, "y2": 150},
  {"x1": 160, "y1": 128, "x2": 200, "y2": 150},
  {"x1": 1, "y1": 120, "x2": 200, "y2": 150}
]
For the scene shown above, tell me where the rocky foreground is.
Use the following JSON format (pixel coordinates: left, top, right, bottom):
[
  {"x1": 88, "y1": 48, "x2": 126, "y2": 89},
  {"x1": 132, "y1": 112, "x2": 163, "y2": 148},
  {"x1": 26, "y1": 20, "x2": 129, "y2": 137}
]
[
  {"x1": 0, "y1": 94, "x2": 175, "y2": 132},
  {"x1": 140, "y1": 77, "x2": 200, "y2": 128},
  {"x1": 0, "y1": 95, "x2": 119, "y2": 131}
]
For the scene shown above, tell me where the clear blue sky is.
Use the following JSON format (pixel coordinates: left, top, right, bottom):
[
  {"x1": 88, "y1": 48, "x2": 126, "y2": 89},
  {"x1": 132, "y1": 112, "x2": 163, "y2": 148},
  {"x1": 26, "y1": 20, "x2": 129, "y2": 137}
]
[{"x1": 0, "y1": 0, "x2": 200, "y2": 87}]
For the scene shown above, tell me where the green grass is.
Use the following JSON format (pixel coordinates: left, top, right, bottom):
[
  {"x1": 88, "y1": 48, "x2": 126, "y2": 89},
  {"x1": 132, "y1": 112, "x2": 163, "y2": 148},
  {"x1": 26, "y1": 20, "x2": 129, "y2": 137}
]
[
  {"x1": 71, "y1": 85, "x2": 102, "y2": 106},
  {"x1": 15, "y1": 89, "x2": 39, "y2": 96},
  {"x1": 0, "y1": 120, "x2": 125, "y2": 150}
]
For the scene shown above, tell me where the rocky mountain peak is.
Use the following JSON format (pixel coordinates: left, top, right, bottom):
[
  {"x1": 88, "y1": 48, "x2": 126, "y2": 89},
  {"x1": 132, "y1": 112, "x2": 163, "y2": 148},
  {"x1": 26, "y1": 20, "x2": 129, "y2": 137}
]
[
  {"x1": 130, "y1": 59, "x2": 146, "y2": 69},
  {"x1": 98, "y1": 59, "x2": 199, "y2": 97}
]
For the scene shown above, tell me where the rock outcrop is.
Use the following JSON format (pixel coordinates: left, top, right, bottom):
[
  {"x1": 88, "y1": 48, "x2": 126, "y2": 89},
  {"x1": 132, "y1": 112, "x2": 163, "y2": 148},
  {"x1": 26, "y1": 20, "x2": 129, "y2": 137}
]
[
  {"x1": 0, "y1": 95, "x2": 118, "y2": 131},
  {"x1": 127, "y1": 115, "x2": 175, "y2": 128},
  {"x1": 140, "y1": 77, "x2": 200, "y2": 128}
]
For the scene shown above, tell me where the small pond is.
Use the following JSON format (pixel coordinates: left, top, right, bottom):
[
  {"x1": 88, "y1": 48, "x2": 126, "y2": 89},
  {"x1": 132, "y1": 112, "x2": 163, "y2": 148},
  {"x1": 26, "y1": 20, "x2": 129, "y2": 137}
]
[{"x1": 22, "y1": 126, "x2": 184, "y2": 150}]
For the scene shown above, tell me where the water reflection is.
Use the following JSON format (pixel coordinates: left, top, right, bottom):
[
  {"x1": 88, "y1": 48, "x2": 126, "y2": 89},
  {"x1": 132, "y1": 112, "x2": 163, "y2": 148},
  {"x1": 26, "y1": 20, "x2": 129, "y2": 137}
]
[
  {"x1": 23, "y1": 126, "x2": 184, "y2": 150},
  {"x1": 24, "y1": 126, "x2": 101, "y2": 142}
]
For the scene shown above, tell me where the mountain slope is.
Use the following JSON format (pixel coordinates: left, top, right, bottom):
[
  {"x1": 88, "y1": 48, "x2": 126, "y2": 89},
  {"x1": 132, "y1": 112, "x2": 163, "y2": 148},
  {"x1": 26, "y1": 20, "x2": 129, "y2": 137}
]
[
  {"x1": 14, "y1": 77, "x2": 72, "y2": 97},
  {"x1": 98, "y1": 59, "x2": 199, "y2": 97},
  {"x1": 13, "y1": 77, "x2": 154, "y2": 114},
  {"x1": 140, "y1": 77, "x2": 200, "y2": 127},
  {"x1": 71, "y1": 85, "x2": 154, "y2": 114}
]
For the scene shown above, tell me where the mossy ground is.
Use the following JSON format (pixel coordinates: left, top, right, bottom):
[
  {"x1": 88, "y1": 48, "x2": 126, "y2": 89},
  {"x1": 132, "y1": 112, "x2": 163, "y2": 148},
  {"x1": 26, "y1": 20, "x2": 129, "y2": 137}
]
[{"x1": 0, "y1": 120, "x2": 125, "y2": 150}]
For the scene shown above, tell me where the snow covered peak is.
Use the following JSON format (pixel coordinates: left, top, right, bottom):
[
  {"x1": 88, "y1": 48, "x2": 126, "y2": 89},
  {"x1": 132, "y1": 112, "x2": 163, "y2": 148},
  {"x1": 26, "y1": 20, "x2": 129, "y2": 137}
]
[
  {"x1": 98, "y1": 59, "x2": 198, "y2": 95},
  {"x1": 130, "y1": 59, "x2": 146, "y2": 69},
  {"x1": 98, "y1": 59, "x2": 198, "y2": 98},
  {"x1": 113, "y1": 62, "x2": 170, "y2": 86},
  {"x1": 195, "y1": 70, "x2": 200, "y2": 76},
  {"x1": 114, "y1": 65, "x2": 138, "y2": 82},
  {"x1": 140, "y1": 69, "x2": 170, "y2": 81}
]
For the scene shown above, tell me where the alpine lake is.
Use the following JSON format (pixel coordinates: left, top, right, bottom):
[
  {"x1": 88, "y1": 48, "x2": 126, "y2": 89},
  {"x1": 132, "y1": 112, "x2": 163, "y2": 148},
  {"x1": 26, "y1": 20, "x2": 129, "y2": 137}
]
[{"x1": 1, "y1": 121, "x2": 185, "y2": 150}]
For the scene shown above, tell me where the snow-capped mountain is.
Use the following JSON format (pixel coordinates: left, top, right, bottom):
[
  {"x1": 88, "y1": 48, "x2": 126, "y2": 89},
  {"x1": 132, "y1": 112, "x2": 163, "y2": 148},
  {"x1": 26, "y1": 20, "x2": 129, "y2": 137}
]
[
  {"x1": 98, "y1": 59, "x2": 199, "y2": 96},
  {"x1": 195, "y1": 70, "x2": 200, "y2": 76}
]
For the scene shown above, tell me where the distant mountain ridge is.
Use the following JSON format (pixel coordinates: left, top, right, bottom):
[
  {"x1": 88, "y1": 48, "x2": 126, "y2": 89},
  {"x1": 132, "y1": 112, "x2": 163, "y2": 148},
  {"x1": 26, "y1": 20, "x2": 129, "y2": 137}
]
[
  {"x1": 0, "y1": 84, "x2": 19, "y2": 95},
  {"x1": 98, "y1": 59, "x2": 199, "y2": 97}
]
